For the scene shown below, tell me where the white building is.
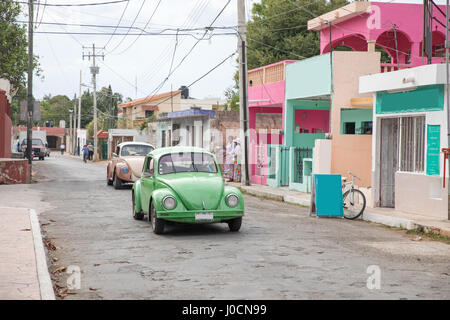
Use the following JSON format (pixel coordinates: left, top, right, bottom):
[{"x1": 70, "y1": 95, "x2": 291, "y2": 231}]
[{"x1": 360, "y1": 64, "x2": 449, "y2": 220}]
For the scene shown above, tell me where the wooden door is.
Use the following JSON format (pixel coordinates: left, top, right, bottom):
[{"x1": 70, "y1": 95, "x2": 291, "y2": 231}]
[{"x1": 380, "y1": 118, "x2": 398, "y2": 208}]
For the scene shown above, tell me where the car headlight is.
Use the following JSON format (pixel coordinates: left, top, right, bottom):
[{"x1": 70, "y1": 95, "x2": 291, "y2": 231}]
[
  {"x1": 121, "y1": 166, "x2": 129, "y2": 174},
  {"x1": 226, "y1": 194, "x2": 239, "y2": 207},
  {"x1": 162, "y1": 196, "x2": 177, "y2": 210}
]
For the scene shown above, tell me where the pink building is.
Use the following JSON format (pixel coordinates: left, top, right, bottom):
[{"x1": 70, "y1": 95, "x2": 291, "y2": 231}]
[
  {"x1": 247, "y1": 60, "x2": 296, "y2": 185},
  {"x1": 308, "y1": 1, "x2": 446, "y2": 71}
]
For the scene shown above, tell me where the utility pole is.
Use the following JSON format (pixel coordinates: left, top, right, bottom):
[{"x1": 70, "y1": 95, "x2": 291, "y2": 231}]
[
  {"x1": 109, "y1": 85, "x2": 113, "y2": 130},
  {"x1": 82, "y1": 44, "x2": 104, "y2": 161},
  {"x1": 72, "y1": 94, "x2": 77, "y2": 155},
  {"x1": 77, "y1": 70, "x2": 82, "y2": 156},
  {"x1": 69, "y1": 109, "x2": 73, "y2": 155},
  {"x1": 237, "y1": 0, "x2": 250, "y2": 186},
  {"x1": 26, "y1": 0, "x2": 34, "y2": 181},
  {"x1": 446, "y1": 0, "x2": 450, "y2": 219}
]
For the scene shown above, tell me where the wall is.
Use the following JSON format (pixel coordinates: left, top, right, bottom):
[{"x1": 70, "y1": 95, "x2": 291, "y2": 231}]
[
  {"x1": 0, "y1": 159, "x2": 30, "y2": 184},
  {"x1": 284, "y1": 100, "x2": 330, "y2": 147},
  {"x1": 209, "y1": 111, "x2": 240, "y2": 164},
  {"x1": 395, "y1": 172, "x2": 448, "y2": 219},
  {"x1": 330, "y1": 51, "x2": 381, "y2": 188},
  {"x1": 285, "y1": 53, "x2": 332, "y2": 100},
  {"x1": 340, "y1": 109, "x2": 373, "y2": 134},
  {"x1": 0, "y1": 89, "x2": 12, "y2": 158},
  {"x1": 361, "y1": 64, "x2": 448, "y2": 219},
  {"x1": 294, "y1": 109, "x2": 329, "y2": 133},
  {"x1": 318, "y1": 2, "x2": 447, "y2": 67},
  {"x1": 313, "y1": 139, "x2": 331, "y2": 174}
]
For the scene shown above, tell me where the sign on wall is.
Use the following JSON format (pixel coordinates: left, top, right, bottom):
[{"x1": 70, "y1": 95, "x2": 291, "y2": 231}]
[{"x1": 426, "y1": 125, "x2": 440, "y2": 176}]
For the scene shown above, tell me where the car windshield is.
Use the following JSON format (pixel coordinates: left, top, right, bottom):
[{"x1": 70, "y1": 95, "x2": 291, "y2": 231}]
[
  {"x1": 121, "y1": 144, "x2": 154, "y2": 156},
  {"x1": 158, "y1": 152, "x2": 218, "y2": 175},
  {"x1": 22, "y1": 139, "x2": 43, "y2": 146}
]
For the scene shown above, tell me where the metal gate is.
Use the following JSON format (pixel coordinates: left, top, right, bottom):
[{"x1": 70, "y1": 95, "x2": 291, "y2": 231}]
[
  {"x1": 293, "y1": 148, "x2": 313, "y2": 184},
  {"x1": 255, "y1": 144, "x2": 265, "y2": 177},
  {"x1": 280, "y1": 146, "x2": 290, "y2": 186},
  {"x1": 267, "y1": 145, "x2": 276, "y2": 179}
]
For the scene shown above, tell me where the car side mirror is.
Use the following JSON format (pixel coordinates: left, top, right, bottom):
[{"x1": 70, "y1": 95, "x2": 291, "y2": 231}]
[{"x1": 113, "y1": 153, "x2": 118, "y2": 157}]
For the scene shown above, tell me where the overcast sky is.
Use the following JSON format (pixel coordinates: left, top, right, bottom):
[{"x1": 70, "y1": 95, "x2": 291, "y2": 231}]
[
  {"x1": 21, "y1": 0, "x2": 257, "y2": 101},
  {"x1": 20, "y1": 0, "x2": 447, "y2": 101}
]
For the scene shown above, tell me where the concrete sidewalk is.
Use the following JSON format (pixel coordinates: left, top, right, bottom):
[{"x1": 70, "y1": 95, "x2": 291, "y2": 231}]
[
  {"x1": 229, "y1": 182, "x2": 450, "y2": 237},
  {"x1": 0, "y1": 207, "x2": 54, "y2": 300}
]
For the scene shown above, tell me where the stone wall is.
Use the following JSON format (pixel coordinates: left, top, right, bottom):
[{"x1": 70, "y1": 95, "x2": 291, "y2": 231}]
[{"x1": 0, "y1": 159, "x2": 30, "y2": 184}]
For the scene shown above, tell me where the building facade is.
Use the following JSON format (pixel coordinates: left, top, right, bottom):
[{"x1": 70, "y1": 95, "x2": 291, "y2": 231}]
[{"x1": 360, "y1": 63, "x2": 448, "y2": 219}]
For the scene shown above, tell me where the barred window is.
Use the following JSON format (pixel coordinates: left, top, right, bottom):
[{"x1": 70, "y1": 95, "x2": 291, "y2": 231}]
[{"x1": 399, "y1": 116, "x2": 425, "y2": 172}]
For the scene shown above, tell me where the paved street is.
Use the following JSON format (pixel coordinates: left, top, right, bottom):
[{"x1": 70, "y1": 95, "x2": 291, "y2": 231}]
[{"x1": 23, "y1": 154, "x2": 450, "y2": 299}]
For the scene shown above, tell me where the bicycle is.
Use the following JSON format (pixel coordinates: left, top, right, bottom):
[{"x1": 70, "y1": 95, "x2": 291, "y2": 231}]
[{"x1": 342, "y1": 172, "x2": 366, "y2": 220}]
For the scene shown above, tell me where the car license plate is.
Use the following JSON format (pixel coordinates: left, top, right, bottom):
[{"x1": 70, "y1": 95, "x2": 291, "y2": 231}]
[{"x1": 195, "y1": 212, "x2": 214, "y2": 221}]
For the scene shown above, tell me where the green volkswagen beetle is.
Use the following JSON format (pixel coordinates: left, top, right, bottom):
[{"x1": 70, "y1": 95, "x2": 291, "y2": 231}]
[{"x1": 132, "y1": 146, "x2": 244, "y2": 234}]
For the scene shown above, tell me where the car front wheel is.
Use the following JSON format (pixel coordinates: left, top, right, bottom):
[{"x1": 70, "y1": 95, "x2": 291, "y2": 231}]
[
  {"x1": 150, "y1": 201, "x2": 164, "y2": 234},
  {"x1": 113, "y1": 172, "x2": 122, "y2": 189},
  {"x1": 132, "y1": 193, "x2": 144, "y2": 220},
  {"x1": 227, "y1": 217, "x2": 242, "y2": 232}
]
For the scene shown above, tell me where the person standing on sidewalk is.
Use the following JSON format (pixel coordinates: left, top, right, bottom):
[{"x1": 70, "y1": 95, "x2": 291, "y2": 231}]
[
  {"x1": 60, "y1": 143, "x2": 65, "y2": 155},
  {"x1": 88, "y1": 143, "x2": 94, "y2": 161},
  {"x1": 225, "y1": 136, "x2": 235, "y2": 182},
  {"x1": 83, "y1": 144, "x2": 89, "y2": 163},
  {"x1": 232, "y1": 138, "x2": 242, "y2": 183}
]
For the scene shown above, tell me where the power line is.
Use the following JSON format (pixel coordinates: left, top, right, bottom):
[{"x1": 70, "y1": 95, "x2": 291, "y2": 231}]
[
  {"x1": 108, "y1": 51, "x2": 237, "y2": 120},
  {"x1": 106, "y1": 0, "x2": 146, "y2": 54},
  {"x1": 115, "y1": 0, "x2": 164, "y2": 55},
  {"x1": 14, "y1": 0, "x2": 129, "y2": 6},
  {"x1": 103, "y1": 0, "x2": 130, "y2": 48},
  {"x1": 137, "y1": 0, "x2": 232, "y2": 109}
]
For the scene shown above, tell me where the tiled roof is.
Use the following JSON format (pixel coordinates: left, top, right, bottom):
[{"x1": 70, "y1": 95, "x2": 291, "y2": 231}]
[{"x1": 118, "y1": 90, "x2": 182, "y2": 109}]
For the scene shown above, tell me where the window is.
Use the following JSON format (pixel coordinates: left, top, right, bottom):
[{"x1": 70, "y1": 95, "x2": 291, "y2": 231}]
[
  {"x1": 145, "y1": 110, "x2": 154, "y2": 118},
  {"x1": 399, "y1": 116, "x2": 425, "y2": 172},
  {"x1": 146, "y1": 158, "x2": 154, "y2": 176},
  {"x1": 344, "y1": 122, "x2": 356, "y2": 134},
  {"x1": 121, "y1": 144, "x2": 154, "y2": 156},
  {"x1": 158, "y1": 152, "x2": 218, "y2": 175},
  {"x1": 361, "y1": 121, "x2": 373, "y2": 135}
]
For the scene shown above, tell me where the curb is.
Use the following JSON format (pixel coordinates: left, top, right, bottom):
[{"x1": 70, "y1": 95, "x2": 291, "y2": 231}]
[
  {"x1": 240, "y1": 187, "x2": 450, "y2": 237},
  {"x1": 29, "y1": 209, "x2": 55, "y2": 300}
]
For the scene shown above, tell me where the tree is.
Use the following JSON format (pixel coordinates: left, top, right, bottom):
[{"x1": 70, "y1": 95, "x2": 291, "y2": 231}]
[
  {"x1": 247, "y1": 0, "x2": 348, "y2": 69},
  {"x1": 39, "y1": 95, "x2": 72, "y2": 127},
  {"x1": 0, "y1": 2, "x2": 40, "y2": 95},
  {"x1": 225, "y1": 0, "x2": 349, "y2": 107}
]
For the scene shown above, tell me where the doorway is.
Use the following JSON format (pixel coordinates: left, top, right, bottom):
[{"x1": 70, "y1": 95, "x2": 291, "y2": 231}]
[{"x1": 380, "y1": 118, "x2": 398, "y2": 207}]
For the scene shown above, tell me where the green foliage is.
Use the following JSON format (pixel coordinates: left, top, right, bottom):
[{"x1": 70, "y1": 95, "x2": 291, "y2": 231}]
[
  {"x1": 0, "y1": 2, "x2": 40, "y2": 92},
  {"x1": 37, "y1": 86, "x2": 123, "y2": 129},
  {"x1": 247, "y1": 0, "x2": 348, "y2": 69},
  {"x1": 39, "y1": 94, "x2": 72, "y2": 127},
  {"x1": 225, "y1": 0, "x2": 348, "y2": 110},
  {"x1": 139, "y1": 115, "x2": 157, "y2": 132}
]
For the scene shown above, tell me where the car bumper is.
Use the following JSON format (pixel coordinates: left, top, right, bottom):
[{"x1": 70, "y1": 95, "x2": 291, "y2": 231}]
[{"x1": 157, "y1": 210, "x2": 244, "y2": 223}]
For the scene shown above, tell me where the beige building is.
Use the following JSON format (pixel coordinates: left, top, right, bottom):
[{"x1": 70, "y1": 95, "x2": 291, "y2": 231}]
[{"x1": 117, "y1": 90, "x2": 182, "y2": 129}]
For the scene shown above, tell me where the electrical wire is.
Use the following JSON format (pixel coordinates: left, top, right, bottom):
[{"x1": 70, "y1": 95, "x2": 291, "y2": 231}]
[
  {"x1": 109, "y1": 51, "x2": 237, "y2": 120},
  {"x1": 106, "y1": 0, "x2": 146, "y2": 54},
  {"x1": 115, "y1": 0, "x2": 164, "y2": 55},
  {"x1": 14, "y1": 0, "x2": 129, "y2": 7},
  {"x1": 103, "y1": 0, "x2": 130, "y2": 48}
]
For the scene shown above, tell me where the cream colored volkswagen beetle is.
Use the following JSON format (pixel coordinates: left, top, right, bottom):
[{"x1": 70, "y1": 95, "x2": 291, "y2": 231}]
[{"x1": 107, "y1": 142, "x2": 154, "y2": 189}]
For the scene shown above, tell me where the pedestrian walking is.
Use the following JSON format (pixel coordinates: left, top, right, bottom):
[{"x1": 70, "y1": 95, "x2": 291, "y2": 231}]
[
  {"x1": 232, "y1": 138, "x2": 242, "y2": 183},
  {"x1": 60, "y1": 143, "x2": 65, "y2": 155},
  {"x1": 83, "y1": 144, "x2": 89, "y2": 163},
  {"x1": 16, "y1": 141, "x2": 20, "y2": 152},
  {"x1": 88, "y1": 143, "x2": 94, "y2": 161}
]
